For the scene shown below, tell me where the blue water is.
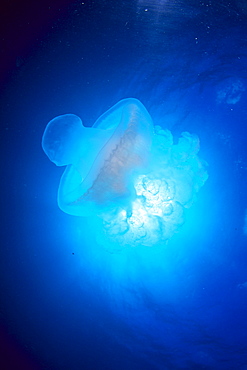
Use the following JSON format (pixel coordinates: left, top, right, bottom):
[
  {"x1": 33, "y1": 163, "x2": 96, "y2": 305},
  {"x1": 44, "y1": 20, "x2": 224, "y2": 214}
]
[{"x1": 1, "y1": 1, "x2": 247, "y2": 369}]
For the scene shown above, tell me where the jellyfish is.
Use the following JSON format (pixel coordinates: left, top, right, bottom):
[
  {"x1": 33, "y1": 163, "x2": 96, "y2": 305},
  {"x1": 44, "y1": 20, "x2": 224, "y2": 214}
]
[
  {"x1": 42, "y1": 98, "x2": 208, "y2": 246},
  {"x1": 42, "y1": 98, "x2": 154, "y2": 217}
]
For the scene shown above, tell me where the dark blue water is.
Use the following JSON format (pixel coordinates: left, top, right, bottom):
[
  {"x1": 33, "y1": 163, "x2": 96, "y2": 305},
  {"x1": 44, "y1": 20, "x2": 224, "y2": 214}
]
[{"x1": 1, "y1": 1, "x2": 247, "y2": 369}]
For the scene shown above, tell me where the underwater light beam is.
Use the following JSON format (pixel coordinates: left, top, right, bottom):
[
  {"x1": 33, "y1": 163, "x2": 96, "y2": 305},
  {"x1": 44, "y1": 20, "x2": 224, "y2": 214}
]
[{"x1": 42, "y1": 98, "x2": 208, "y2": 247}]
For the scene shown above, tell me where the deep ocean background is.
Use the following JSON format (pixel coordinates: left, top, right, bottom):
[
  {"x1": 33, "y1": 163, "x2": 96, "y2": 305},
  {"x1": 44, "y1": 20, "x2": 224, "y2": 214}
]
[{"x1": 1, "y1": 0, "x2": 247, "y2": 369}]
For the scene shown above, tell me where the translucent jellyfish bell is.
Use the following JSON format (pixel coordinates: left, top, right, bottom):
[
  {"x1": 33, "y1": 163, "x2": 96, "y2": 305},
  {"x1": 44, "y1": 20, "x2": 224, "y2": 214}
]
[{"x1": 42, "y1": 99, "x2": 154, "y2": 216}]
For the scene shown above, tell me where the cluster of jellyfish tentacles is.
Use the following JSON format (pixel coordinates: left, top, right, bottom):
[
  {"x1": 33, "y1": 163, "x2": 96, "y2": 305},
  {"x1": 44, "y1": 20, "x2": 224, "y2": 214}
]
[
  {"x1": 42, "y1": 98, "x2": 208, "y2": 247},
  {"x1": 102, "y1": 125, "x2": 208, "y2": 247}
]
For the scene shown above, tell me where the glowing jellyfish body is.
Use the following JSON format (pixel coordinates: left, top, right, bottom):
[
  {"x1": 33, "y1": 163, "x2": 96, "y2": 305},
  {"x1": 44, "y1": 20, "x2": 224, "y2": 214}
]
[
  {"x1": 42, "y1": 98, "x2": 208, "y2": 246},
  {"x1": 42, "y1": 99, "x2": 153, "y2": 216}
]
